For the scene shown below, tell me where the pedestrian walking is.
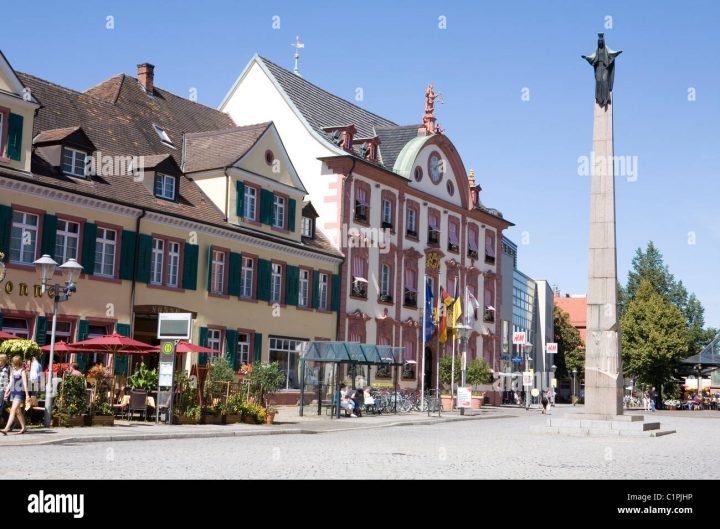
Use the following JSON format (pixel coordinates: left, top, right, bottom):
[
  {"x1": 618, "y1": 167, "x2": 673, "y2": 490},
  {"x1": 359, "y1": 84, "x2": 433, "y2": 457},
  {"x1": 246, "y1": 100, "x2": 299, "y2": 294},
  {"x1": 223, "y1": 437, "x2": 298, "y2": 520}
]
[
  {"x1": 650, "y1": 387, "x2": 657, "y2": 412},
  {"x1": 541, "y1": 390, "x2": 549, "y2": 414},
  {"x1": 2, "y1": 355, "x2": 30, "y2": 435},
  {"x1": 0, "y1": 355, "x2": 10, "y2": 427}
]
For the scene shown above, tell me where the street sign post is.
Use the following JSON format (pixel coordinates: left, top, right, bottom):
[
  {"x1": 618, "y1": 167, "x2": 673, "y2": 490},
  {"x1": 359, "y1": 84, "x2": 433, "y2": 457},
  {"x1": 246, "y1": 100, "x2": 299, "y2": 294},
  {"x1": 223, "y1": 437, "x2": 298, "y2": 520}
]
[
  {"x1": 156, "y1": 313, "x2": 192, "y2": 424},
  {"x1": 457, "y1": 387, "x2": 472, "y2": 408}
]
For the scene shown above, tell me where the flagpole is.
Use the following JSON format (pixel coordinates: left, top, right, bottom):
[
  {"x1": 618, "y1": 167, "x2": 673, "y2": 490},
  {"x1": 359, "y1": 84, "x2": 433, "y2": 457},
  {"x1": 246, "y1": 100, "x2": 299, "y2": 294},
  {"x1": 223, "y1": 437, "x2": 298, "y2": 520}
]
[{"x1": 420, "y1": 273, "x2": 427, "y2": 411}]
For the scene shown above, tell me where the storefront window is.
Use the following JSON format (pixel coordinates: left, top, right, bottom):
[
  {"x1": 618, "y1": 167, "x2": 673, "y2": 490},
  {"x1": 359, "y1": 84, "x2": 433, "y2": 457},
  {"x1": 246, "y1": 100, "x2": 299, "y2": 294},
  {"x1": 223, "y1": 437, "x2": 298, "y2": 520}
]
[{"x1": 268, "y1": 337, "x2": 305, "y2": 390}]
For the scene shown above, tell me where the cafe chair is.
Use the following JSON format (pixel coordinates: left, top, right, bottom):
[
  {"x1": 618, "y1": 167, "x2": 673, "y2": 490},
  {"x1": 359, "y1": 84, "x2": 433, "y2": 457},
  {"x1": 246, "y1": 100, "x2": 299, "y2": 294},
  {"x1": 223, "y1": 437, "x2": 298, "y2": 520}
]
[{"x1": 127, "y1": 390, "x2": 148, "y2": 421}]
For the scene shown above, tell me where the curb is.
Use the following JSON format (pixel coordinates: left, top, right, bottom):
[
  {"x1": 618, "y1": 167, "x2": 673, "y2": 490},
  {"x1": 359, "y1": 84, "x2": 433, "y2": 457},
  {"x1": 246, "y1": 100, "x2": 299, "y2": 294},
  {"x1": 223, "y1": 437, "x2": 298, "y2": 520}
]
[{"x1": 5, "y1": 413, "x2": 516, "y2": 447}]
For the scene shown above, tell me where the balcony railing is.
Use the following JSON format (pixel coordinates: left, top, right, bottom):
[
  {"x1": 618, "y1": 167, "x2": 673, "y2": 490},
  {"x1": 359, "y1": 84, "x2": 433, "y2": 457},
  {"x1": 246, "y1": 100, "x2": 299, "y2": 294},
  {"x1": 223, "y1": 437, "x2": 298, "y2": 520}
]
[
  {"x1": 378, "y1": 293, "x2": 393, "y2": 303},
  {"x1": 428, "y1": 228, "x2": 440, "y2": 245},
  {"x1": 447, "y1": 242, "x2": 459, "y2": 253},
  {"x1": 468, "y1": 249, "x2": 479, "y2": 259},
  {"x1": 406, "y1": 228, "x2": 418, "y2": 238},
  {"x1": 381, "y1": 221, "x2": 393, "y2": 230}
]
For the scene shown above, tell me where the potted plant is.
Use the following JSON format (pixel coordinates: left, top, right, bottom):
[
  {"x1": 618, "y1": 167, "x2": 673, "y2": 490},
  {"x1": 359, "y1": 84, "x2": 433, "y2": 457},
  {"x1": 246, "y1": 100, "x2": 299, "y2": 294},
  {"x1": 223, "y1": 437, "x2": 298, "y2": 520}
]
[
  {"x1": 439, "y1": 356, "x2": 461, "y2": 411},
  {"x1": 249, "y1": 362, "x2": 284, "y2": 424},
  {"x1": 172, "y1": 371, "x2": 202, "y2": 424},
  {"x1": 466, "y1": 358, "x2": 493, "y2": 409},
  {"x1": 52, "y1": 374, "x2": 89, "y2": 427},
  {"x1": 225, "y1": 393, "x2": 244, "y2": 424},
  {"x1": 128, "y1": 362, "x2": 158, "y2": 391}
]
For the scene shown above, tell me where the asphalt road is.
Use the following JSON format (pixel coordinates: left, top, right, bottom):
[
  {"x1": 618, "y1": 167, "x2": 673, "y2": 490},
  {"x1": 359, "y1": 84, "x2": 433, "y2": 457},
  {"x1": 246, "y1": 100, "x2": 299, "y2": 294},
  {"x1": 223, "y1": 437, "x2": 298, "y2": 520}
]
[{"x1": 4, "y1": 410, "x2": 718, "y2": 479}]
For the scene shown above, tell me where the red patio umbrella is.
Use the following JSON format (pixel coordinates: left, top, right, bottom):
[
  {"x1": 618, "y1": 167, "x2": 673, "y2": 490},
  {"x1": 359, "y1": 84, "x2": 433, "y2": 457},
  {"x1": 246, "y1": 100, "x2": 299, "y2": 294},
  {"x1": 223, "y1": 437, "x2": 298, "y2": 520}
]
[
  {"x1": 40, "y1": 341, "x2": 82, "y2": 353},
  {"x1": 0, "y1": 331, "x2": 20, "y2": 341},
  {"x1": 68, "y1": 332, "x2": 157, "y2": 379}
]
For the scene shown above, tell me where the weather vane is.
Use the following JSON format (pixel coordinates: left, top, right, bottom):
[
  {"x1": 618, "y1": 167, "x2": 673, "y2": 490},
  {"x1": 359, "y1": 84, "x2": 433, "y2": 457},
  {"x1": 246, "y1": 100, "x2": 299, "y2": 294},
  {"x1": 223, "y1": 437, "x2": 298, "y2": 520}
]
[{"x1": 291, "y1": 35, "x2": 304, "y2": 77}]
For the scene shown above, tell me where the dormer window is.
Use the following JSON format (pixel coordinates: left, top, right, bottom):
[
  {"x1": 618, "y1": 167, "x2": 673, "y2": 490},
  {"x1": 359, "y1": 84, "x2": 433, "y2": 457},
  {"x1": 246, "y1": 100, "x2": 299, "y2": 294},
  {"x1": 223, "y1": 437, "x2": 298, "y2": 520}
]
[
  {"x1": 154, "y1": 173, "x2": 177, "y2": 201},
  {"x1": 302, "y1": 216, "x2": 314, "y2": 238},
  {"x1": 61, "y1": 147, "x2": 88, "y2": 177},
  {"x1": 153, "y1": 124, "x2": 175, "y2": 148}
]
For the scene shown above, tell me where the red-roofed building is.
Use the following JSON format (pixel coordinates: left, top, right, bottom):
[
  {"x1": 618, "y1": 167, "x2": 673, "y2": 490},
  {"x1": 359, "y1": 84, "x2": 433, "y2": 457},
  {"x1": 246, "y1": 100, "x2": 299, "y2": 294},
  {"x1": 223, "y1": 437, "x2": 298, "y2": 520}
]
[{"x1": 554, "y1": 295, "x2": 587, "y2": 342}]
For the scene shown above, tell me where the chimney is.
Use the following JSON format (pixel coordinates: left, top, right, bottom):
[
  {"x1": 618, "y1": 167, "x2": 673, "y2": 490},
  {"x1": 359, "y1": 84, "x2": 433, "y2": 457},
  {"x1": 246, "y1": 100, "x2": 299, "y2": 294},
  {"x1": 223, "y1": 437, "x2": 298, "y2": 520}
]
[{"x1": 137, "y1": 63, "x2": 155, "y2": 93}]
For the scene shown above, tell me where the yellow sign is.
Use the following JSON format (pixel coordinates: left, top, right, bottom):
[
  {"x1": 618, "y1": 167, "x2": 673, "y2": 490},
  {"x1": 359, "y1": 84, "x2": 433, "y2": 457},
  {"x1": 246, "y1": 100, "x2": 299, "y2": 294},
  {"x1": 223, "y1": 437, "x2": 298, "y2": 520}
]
[
  {"x1": 162, "y1": 342, "x2": 174, "y2": 355},
  {"x1": 551, "y1": 378, "x2": 557, "y2": 388}
]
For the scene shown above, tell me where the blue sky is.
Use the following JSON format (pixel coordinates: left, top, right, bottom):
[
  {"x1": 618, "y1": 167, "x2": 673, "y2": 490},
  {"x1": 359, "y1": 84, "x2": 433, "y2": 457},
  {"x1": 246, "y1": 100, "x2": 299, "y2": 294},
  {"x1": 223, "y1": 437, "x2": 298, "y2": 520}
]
[{"x1": 5, "y1": 0, "x2": 720, "y2": 326}]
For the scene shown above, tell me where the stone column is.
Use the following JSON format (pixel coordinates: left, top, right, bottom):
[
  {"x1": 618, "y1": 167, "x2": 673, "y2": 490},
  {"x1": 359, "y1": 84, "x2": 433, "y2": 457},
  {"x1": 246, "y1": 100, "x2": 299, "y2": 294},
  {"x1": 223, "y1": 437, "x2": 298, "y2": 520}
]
[{"x1": 585, "y1": 99, "x2": 623, "y2": 417}]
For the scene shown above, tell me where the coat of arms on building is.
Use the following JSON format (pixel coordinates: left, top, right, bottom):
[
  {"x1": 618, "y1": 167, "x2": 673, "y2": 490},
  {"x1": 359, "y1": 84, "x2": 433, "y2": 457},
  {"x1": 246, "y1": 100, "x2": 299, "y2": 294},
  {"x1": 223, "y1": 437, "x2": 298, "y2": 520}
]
[{"x1": 425, "y1": 251, "x2": 441, "y2": 272}]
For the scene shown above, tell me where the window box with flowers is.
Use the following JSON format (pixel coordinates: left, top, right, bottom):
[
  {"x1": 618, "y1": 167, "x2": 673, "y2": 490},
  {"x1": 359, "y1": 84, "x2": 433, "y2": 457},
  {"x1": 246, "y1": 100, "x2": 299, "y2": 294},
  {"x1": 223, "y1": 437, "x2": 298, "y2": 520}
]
[
  {"x1": 447, "y1": 242, "x2": 459, "y2": 253},
  {"x1": 468, "y1": 249, "x2": 479, "y2": 260},
  {"x1": 378, "y1": 294, "x2": 393, "y2": 304},
  {"x1": 428, "y1": 229, "x2": 440, "y2": 246},
  {"x1": 403, "y1": 289, "x2": 417, "y2": 308},
  {"x1": 351, "y1": 280, "x2": 368, "y2": 299}
]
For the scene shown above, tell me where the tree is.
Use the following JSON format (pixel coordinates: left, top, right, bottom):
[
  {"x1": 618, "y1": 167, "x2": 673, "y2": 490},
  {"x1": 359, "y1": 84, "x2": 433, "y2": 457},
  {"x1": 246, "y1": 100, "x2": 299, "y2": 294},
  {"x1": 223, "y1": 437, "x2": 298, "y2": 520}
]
[
  {"x1": 553, "y1": 306, "x2": 584, "y2": 379},
  {"x1": 624, "y1": 241, "x2": 713, "y2": 356},
  {"x1": 621, "y1": 279, "x2": 690, "y2": 390}
]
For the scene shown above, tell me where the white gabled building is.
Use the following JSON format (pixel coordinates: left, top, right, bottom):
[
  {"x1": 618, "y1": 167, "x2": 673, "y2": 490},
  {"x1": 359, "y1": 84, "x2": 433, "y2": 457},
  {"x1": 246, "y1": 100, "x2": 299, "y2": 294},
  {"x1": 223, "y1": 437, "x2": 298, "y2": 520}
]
[{"x1": 220, "y1": 55, "x2": 513, "y2": 397}]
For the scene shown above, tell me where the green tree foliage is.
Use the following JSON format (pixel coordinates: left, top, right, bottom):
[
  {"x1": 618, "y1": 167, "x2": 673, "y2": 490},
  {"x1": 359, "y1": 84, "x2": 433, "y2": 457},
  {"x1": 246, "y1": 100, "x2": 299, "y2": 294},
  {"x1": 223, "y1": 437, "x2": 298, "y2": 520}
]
[
  {"x1": 623, "y1": 242, "x2": 714, "y2": 356},
  {"x1": 621, "y1": 280, "x2": 690, "y2": 387},
  {"x1": 466, "y1": 358, "x2": 493, "y2": 386},
  {"x1": 553, "y1": 306, "x2": 584, "y2": 379}
]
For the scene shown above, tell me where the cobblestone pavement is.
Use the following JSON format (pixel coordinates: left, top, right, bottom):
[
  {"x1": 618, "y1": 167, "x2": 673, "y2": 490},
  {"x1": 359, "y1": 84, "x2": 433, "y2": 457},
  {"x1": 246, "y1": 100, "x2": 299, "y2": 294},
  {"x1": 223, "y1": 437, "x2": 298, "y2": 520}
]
[{"x1": 3, "y1": 406, "x2": 718, "y2": 479}]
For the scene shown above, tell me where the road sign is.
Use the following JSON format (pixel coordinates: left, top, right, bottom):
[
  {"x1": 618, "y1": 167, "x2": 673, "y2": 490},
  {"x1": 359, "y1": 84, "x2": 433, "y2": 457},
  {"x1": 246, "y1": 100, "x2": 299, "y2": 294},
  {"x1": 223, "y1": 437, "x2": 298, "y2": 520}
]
[
  {"x1": 546, "y1": 342, "x2": 558, "y2": 354},
  {"x1": 511, "y1": 356, "x2": 523, "y2": 363},
  {"x1": 513, "y1": 331, "x2": 526, "y2": 345},
  {"x1": 157, "y1": 312, "x2": 192, "y2": 340},
  {"x1": 522, "y1": 371, "x2": 532, "y2": 387}
]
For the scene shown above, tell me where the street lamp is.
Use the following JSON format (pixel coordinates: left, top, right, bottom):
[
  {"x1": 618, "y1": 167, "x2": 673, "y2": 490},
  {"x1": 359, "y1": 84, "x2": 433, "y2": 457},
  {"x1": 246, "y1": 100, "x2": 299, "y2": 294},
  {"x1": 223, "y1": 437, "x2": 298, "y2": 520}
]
[
  {"x1": 456, "y1": 324, "x2": 472, "y2": 416},
  {"x1": 572, "y1": 367, "x2": 578, "y2": 406},
  {"x1": 33, "y1": 254, "x2": 83, "y2": 427},
  {"x1": 524, "y1": 342, "x2": 534, "y2": 410}
]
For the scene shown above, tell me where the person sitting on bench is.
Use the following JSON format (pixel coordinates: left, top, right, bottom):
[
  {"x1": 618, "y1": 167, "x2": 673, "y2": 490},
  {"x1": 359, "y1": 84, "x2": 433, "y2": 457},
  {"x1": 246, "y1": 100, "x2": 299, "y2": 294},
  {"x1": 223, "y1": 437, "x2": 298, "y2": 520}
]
[{"x1": 339, "y1": 384, "x2": 357, "y2": 417}]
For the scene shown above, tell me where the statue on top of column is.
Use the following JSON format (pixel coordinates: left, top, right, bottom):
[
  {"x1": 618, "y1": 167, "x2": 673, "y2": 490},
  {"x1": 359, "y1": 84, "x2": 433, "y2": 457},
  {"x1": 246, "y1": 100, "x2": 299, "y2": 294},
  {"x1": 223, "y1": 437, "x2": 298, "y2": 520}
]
[{"x1": 582, "y1": 33, "x2": 622, "y2": 107}]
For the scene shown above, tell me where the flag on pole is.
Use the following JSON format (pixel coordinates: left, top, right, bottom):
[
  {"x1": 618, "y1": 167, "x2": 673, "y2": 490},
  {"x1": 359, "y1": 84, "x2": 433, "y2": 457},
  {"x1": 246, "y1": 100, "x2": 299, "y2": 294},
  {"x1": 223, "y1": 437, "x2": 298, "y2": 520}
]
[
  {"x1": 439, "y1": 287, "x2": 452, "y2": 344},
  {"x1": 468, "y1": 291, "x2": 481, "y2": 321},
  {"x1": 424, "y1": 279, "x2": 434, "y2": 342}
]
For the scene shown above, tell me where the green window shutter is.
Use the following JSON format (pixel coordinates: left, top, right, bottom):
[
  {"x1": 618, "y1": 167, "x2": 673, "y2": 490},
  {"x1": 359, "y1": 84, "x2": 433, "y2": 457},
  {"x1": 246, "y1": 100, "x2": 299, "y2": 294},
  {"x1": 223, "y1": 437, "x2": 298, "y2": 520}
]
[
  {"x1": 235, "y1": 181, "x2": 245, "y2": 218},
  {"x1": 331, "y1": 273, "x2": 341, "y2": 312},
  {"x1": 35, "y1": 316, "x2": 48, "y2": 346},
  {"x1": 0, "y1": 204, "x2": 12, "y2": 255},
  {"x1": 253, "y1": 333, "x2": 263, "y2": 364},
  {"x1": 225, "y1": 329, "x2": 238, "y2": 370},
  {"x1": 312, "y1": 271, "x2": 320, "y2": 309},
  {"x1": 119, "y1": 230, "x2": 137, "y2": 280},
  {"x1": 7, "y1": 113, "x2": 23, "y2": 161},
  {"x1": 285, "y1": 265, "x2": 299, "y2": 306},
  {"x1": 228, "y1": 252, "x2": 242, "y2": 296},
  {"x1": 198, "y1": 326, "x2": 209, "y2": 366},
  {"x1": 114, "y1": 323, "x2": 131, "y2": 375},
  {"x1": 81, "y1": 223, "x2": 97, "y2": 275},
  {"x1": 135, "y1": 234, "x2": 152, "y2": 283},
  {"x1": 75, "y1": 320, "x2": 89, "y2": 372},
  {"x1": 260, "y1": 189, "x2": 274, "y2": 225},
  {"x1": 41, "y1": 214, "x2": 57, "y2": 258},
  {"x1": 287, "y1": 199, "x2": 296, "y2": 232},
  {"x1": 206, "y1": 246, "x2": 213, "y2": 291},
  {"x1": 257, "y1": 258, "x2": 271, "y2": 301},
  {"x1": 182, "y1": 243, "x2": 199, "y2": 290}
]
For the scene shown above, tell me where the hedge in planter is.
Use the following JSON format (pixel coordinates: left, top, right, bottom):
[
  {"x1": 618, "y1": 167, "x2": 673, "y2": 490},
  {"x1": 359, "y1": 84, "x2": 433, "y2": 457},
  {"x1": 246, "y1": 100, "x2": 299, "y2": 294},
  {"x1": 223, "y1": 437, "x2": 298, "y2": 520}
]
[{"x1": 53, "y1": 375, "x2": 89, "y2": 427}]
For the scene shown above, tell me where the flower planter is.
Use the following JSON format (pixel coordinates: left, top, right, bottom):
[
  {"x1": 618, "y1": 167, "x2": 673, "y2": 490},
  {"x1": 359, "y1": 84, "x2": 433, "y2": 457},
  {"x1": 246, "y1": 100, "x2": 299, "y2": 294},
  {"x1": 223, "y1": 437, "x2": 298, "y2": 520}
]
[
  {"x1": 91, "y1": 415, "x2": 115, "y2": 427},
  {"x1": 265, "y1": 411, "x2": 276, "y2": 425},
  {"x1": 241, "y1": 414, "x2": 257, "y2": 424},
  {"x1": 224, "y1": 414, "x2": 242, "y2": 424},
  {"x1": 173, "y1": 415, "x2": 201, "y2": 425},
  {"x1": 201, "y1": 414, "x2": 223, "y2": 425},
  {"x1": 441, "y1": 395, "x2": 454, "y2": 411},
  {"x1": 470, "y1": 396, "x2": 484, "y2": 409},
  {"x1": 51, "y1": 415, "x2": 87, "y2": 427}
]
